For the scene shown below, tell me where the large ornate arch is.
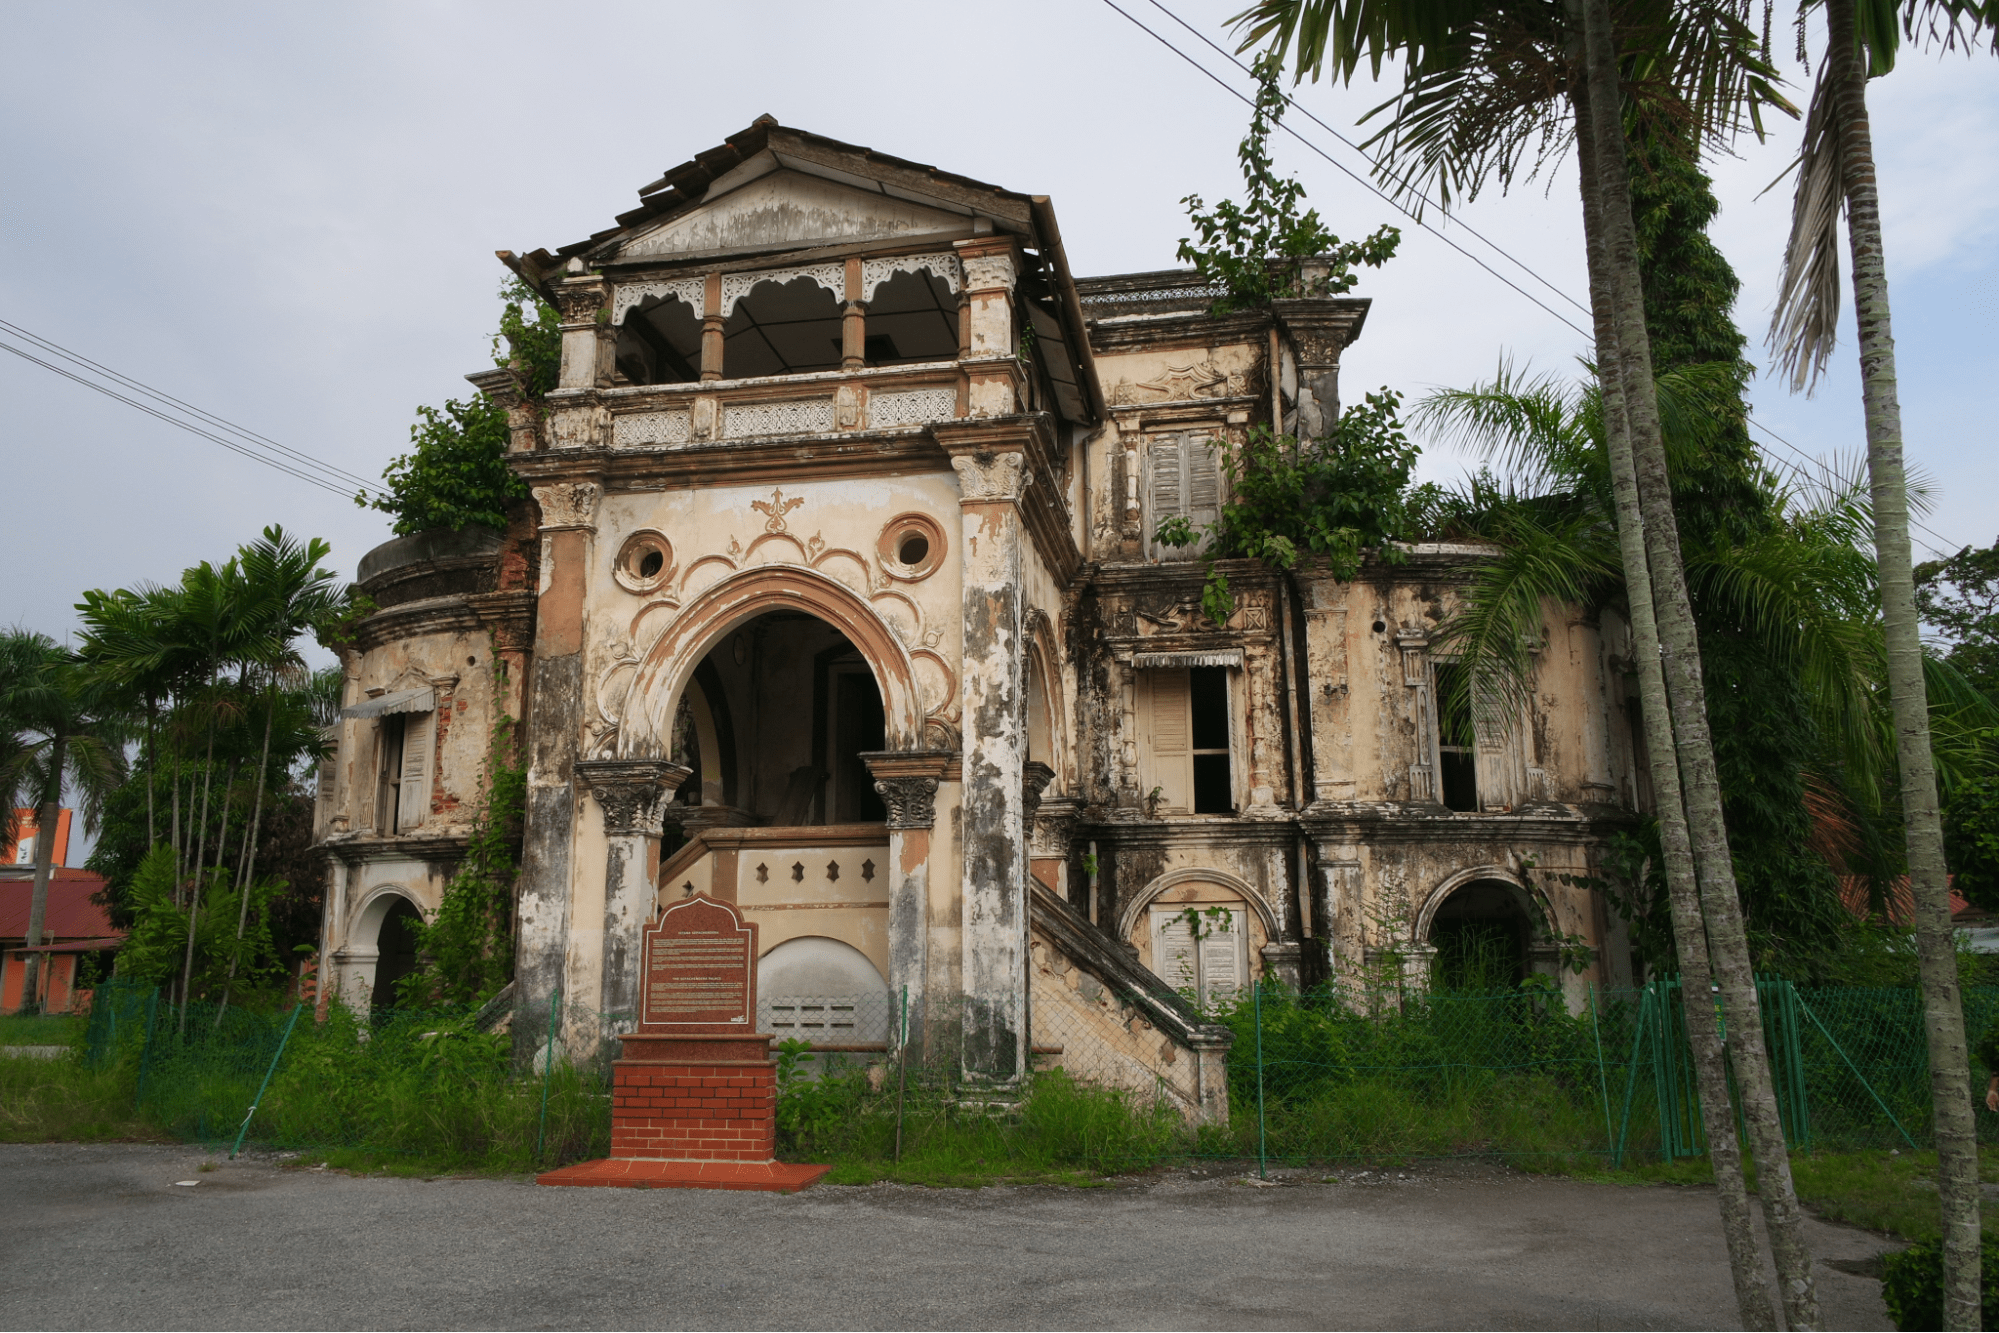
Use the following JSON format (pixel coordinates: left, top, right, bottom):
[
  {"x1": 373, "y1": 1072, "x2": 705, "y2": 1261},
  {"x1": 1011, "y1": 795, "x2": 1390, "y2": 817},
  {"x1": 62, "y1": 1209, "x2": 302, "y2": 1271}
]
[
  {"x1": 618, "y1": 564, "x2": 924, "y2": 759},
  {"x1": 1413, "y1": 864, "x2": 1557, "y2": 943},
  {"x1": 1117, "y1": 866, "x2": 1280, "y2": 943},
  {"x1": 350, "y1": 884, "x2": 425, "y2": 948}
]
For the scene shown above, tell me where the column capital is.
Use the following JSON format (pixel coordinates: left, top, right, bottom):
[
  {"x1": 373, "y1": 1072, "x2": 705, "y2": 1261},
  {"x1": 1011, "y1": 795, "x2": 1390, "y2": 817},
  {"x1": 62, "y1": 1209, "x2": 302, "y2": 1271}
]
[
  {"x1": 532, "y1": 479, "x2": 603, "y2": 532},
  {"x1": 1021, "y1": 760, "x2": 1056, "y2": 823},
  {"x1": 1267, "y1": 298, "x2": 1370, "y2": 369},
  {"x1": 952, "y1": 235, "x2": 1020, "y2": 291},
  {"x1": 575, "y1": 758, "x2": 692, "y2": 835},
  {"x1": 861, "y1": 749, "x2": 959, "y2": 830}
]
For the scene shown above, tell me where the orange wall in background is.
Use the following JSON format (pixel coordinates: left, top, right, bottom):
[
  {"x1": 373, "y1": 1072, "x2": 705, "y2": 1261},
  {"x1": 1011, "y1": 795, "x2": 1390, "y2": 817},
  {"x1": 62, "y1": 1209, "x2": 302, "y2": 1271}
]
[{"x1": 3, "y1": 809, "x2": 72, "y2": 868}]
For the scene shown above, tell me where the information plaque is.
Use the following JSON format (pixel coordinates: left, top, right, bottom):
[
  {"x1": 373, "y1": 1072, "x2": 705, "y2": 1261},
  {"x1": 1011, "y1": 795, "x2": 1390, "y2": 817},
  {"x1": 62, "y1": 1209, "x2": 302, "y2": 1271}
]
[{"x1": 637, "y1": 894, "x2": 756, "y2": 1033}]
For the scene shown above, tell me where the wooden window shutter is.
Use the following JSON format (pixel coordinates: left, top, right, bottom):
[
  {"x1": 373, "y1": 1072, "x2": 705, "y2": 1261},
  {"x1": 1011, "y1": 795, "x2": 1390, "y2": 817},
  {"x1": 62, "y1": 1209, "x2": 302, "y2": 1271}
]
[
  {"x1": 1144, "y1": 670, "x2": 1193, "y2": 813},
  {"x1": 396, "y1": 713, "x2": 432, "y2": 832},
  {"x1": 1148, "y1": 437, "x2": 1183, "y2": 520},
  {"x1": 1151, "y1": 909, "x2": 1199, "y2": 992},
  {"x1": 1199, "y1": 909, "x2": 1248, "y2": 1006},
  {"x1": 1187, "y1": 437, "x2": 1221, "y2": 530}
]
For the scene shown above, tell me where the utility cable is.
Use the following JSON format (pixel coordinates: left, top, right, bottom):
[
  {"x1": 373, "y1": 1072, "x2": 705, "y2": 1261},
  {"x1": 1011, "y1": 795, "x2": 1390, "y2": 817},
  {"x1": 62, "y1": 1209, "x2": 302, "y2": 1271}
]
[
  {"x1": 0, "y1": 317, "x2": 387, "y2": 498},
  {"x1": 0, "y1": 335, "x2": 367, "y2": 501},
  {"x1": 1109, "y1": 0, "x2": 1967, "y2": 559}
]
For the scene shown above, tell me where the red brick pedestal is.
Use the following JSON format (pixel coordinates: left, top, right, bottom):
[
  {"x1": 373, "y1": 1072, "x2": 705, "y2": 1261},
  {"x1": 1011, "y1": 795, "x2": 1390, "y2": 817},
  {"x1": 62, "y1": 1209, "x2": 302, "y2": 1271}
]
[{"x1": 537, "y1": 897, "x2": 829, "y2": 1194}]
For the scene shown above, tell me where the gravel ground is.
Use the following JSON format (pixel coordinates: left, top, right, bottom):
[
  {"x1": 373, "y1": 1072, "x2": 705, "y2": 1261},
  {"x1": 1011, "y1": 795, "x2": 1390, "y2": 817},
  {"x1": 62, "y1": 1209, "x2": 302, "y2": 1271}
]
[{"x1": 0, "y1": 1143, "x2": 1897, "y2": 1330}]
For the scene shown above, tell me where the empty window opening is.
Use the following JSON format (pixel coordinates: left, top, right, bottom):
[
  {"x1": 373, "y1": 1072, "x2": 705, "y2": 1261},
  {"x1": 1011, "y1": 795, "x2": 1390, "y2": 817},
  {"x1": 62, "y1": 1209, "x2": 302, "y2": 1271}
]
[
  {"x1": 371, "y1": 898, "x2": 424, "y2": 1009},
  {"x1": 638, "y1": 549, "x2": 664, "y2": 579},
  {"x1": 1434, "y1": 661, "x2": 1479, "y2": 813},
  {"x1": 897, "y1": 532, "x2": 929, "y2": 565},
  {"x1": 1428, "y1": 880, "x2": 1531, "y2": 990},
  {"x1": 1140, "y1": 666, "x2": 1234, "y2": 815},
  {"x1": 1190, "y1": 667, "x2": 1233, "y2": 814},
  {"x1": 615, "y1": 294, "x2": 702, "y2": 385},
  {"x1": 723, "y1": 275, "x2": 844, "y2": 379},
  {"x1": 1148, "y1": 432, "x2": 1222, "y2": 558},
  {"x1": 864, "y1": 269, "x2": 959, "y2": 364}
]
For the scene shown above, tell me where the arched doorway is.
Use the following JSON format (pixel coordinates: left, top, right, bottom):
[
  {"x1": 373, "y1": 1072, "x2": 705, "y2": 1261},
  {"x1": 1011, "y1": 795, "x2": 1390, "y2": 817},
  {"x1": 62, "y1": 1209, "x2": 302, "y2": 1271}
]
[
  {"x1": 757, "y1": 936, "x2": 890, "y2": 1045},
  {"x1": 371, "y1": 897, "x2": 424, "y2": 1009},
  {"x1": 669, "y1": 610, "x2": 887, "y2": 827},
  {"x1": 1426, "y1": 878, "x2": 1534, "y2": 991}
]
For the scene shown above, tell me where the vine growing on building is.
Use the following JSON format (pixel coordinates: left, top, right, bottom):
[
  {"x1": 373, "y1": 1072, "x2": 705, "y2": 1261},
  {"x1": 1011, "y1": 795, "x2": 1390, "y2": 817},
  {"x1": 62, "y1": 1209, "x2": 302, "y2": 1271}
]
[
  {"x1": 1157, "y1": 390, "x2": 1442, "y2": 625},
  {"x1": 398, "y1": 665, "x2": 526, "y2": 1008},
  {"x1": 1177, "y1": 53, "x2": 1400, "y2": 314}
]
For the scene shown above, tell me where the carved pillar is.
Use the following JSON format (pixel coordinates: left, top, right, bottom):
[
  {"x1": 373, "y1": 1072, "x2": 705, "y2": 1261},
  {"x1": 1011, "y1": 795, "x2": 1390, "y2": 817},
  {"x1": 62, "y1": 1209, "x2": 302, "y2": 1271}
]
[
  {"x1": 1270, "y1": 300, "x2": 1367, "y2": 442},
  {"x1": 940, "y1": 430, "x2": 1032, "y2": 1085},
  {"x1": 512, "y1": 478, "x2": 602, "y2": 1066},
  {"x1": 862, "y1": 748, "x2": 957, "y2": 1057},
  {"x1": 1295, "y1": 566, "x2": 1356, "y2": 808},
  {"x1": 554, "y1": 278, "x2": 608, "y2": 391},
  {"x1": 699, "y1": 271, "x2": 724, "y2": 381},
  {"x1": 841, "y1": 255, "x2": 866, "y2": 371},
  {"x1": 954, "y1": 237, "x2": 1025, "y2": 418},
  {"x1": 577, "y1": 758, "x2": 691, "y2": 1040}
]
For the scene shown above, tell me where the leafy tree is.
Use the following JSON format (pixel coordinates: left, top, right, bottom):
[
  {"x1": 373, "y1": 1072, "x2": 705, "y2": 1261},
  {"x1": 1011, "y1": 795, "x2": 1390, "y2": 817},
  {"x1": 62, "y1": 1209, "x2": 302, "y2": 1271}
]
[
  {"x1": 1918, "y1": 538, "x2": 1999, "y2": 697},
  {"x1": 1178, "y1": 53, "x2": 1399, "y2": 313},
  {"x1": 356, "y1": 279, "x2": 555, "y2": 536}
]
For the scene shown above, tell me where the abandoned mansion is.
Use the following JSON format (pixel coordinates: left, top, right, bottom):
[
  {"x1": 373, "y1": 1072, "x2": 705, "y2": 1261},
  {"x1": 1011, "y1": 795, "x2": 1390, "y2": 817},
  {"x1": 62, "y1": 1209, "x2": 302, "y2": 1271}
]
[{"x1": 312, "y1": 117, "x2": 1651, "y2": 1116}]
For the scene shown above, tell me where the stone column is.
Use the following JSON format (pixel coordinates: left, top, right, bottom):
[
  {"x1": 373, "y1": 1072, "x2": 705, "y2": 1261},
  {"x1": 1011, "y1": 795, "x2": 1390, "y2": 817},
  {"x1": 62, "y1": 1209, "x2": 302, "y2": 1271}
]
[
  {"x1": 841, "y1": 255, "x2": 866, "y2": 371},
  {"x1": 1269, "y1": 300, "x2": 1368, "y2": 442},
  {"x1": 954, "y1": 237, "x2": 1025, "y2": 418},
  {"x1": 554, "y1": 277, "x2": 609, "y2": 391},
  {"x1": 862, "y1": 749, "x2": 958, "y2": 1057},
  {"x1": 699, "y1": 271, "x2": 724, "y2": 381},
  {"x1": 511, "y1": 478, "x2": 601, "y2": 1066},
  {"x1": 1295, "y1": 567, "x2": 1356, "y2": 808},
  {"x1": 576, "y1": 758, "x2": 691, "y2": 1041},
  {"x1": 941, "y1": 433, "x2": 1032, "y2": 1085}
]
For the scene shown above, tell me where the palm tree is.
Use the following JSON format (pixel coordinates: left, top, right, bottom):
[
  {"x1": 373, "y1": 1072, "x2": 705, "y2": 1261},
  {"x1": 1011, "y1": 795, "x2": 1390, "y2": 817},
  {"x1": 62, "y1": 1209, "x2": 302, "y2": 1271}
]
[
  {"x1": 215, "y1": 527, "x2": 341, "y2": 1020},
  {"x1": 0, "y1": 631, "x2": 129, "y2": 1014},
  {"x1": 1766, "y1": 4, "x2": 1997, "y2": 1314},
  {"x1": 1232, "y1": 1, "x2": 1816, "y2": 1321}
]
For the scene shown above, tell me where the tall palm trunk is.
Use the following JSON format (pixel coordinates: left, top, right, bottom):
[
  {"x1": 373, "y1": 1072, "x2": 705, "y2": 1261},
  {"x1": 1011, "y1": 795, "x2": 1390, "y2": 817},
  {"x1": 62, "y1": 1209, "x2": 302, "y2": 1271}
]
[
  {"x1": 217, "y1": 674, "x2": 278, "y2": 1023},
  {"x1": 1824, "y1": 0, "x2": 1980, "y2": 1319},
  {"x1": 180, "y1": 671, "x2": 220, "y2": 1032},
  {"x1": 144, "y1": 692, "x2": 158, "y2": 848},
  {"x1": 20, "y1": 738, "x2": 67, "y2": 1017},
  {"x1": 1572, "y1": 58, "x2": 1775, "y2": 1330},
  {"x1": 1578, "y1": 0, "x2": 1822, "y2": 1323}
]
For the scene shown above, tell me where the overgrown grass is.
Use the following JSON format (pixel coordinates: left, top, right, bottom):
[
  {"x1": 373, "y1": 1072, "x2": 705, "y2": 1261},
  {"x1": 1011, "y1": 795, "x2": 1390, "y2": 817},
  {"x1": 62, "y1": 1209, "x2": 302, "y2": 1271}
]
[
  {"x1": 0, "y1": 1013, "x2": 86, "y2": 1046},
  {"x1": 0, "y1": 1049, "x2": 156, "y2": 1142}
]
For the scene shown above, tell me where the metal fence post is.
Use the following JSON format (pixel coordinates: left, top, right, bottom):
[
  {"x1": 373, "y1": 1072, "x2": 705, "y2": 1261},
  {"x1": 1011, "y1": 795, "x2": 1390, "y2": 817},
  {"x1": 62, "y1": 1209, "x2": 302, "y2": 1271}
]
[
  {"x1": 1254, "y1": 979, "x2": 1268, "y2": 1180},
  {"x1": 1589, "y1": 984, "x2": 1614, "y2": 1160},
  {"x1": 536, "y1": 986, "x2": 561, "y2": 1164},
  {"x1": 230, "y1": 1003, "x2": 302, "y2": 1159},
  {"x1": 894, "y1": 985, "x2": 909, "y2": 1164},
  {"x1": 134, "y1": 988, "x2": 160, "y2": 1110},
  {"x1": 1613, "y1": 984, "x2": 1653, "y2": 1169}
]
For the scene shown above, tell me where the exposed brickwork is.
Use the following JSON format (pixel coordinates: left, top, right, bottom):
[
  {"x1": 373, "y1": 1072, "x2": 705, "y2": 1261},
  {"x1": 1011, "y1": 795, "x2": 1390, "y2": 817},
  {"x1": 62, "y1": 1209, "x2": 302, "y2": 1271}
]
[{"x1": 608, "y1": 1060, "x2": 777, "y2": 1161}]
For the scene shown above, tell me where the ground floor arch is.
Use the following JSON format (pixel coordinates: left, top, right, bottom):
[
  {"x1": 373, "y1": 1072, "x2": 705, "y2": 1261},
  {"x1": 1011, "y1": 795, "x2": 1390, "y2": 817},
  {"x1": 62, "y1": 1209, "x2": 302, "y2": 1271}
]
[
  {"x1": 1418, "y1": 871, "x2": 1547, "y2": 991},
  {"x1": 757, "y1": 935, "x2": 891, "y2": 1045}
]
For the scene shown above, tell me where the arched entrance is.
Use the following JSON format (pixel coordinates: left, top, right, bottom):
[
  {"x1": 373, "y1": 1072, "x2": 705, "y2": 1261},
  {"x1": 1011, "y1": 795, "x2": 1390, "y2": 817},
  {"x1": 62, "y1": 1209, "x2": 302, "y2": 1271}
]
[
  {"x1": 1424, "y1": 878, "x2": 1536, "y2": 990},
  {"x1": 668, "y1": 610, "x2": 888, "y2": 827},
  {"x1": 349, "y1": 890, "x2": 424, "y2": 1011}
]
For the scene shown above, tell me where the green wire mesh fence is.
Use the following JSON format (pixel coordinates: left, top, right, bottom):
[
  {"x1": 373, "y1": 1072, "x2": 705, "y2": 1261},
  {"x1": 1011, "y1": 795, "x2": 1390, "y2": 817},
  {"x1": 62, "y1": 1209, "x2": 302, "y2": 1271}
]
[{"x1": 40, "y1": 975, "x2": 1998, "y2": 1177}]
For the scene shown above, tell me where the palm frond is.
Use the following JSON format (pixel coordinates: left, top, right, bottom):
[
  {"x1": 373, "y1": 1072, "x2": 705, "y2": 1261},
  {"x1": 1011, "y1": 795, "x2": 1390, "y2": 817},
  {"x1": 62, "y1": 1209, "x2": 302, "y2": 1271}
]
[{"x1": 1766, "y1": 66, "x2": 1844, "y2": 394}]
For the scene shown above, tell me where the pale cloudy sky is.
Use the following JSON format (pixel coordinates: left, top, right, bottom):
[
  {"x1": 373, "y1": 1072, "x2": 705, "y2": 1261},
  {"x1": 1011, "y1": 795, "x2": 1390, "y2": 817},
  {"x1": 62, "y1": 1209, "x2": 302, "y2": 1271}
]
[{"x1": 3, "y1": 0, "x2": 1994, "y2": 656}]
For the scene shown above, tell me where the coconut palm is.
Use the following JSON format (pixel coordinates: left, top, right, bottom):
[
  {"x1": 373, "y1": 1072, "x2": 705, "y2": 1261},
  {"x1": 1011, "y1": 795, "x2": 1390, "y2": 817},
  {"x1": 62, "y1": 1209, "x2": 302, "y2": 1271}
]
[
  {"x1": 1766, "y1": 2, "x2": 1998, "y2": 1312},
  {"x1": 1231, "y1": 0, "x2": 1816, "y2": 1320},
  {"x1": 0, "y1": 631, "x2": 130, "y2": 1014}
]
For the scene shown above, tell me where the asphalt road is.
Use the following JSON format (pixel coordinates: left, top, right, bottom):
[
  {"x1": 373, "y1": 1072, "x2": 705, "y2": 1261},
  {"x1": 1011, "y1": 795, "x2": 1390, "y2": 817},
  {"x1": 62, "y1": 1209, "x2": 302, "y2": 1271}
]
[{"x1": 0, "y1": 1143, "x2": 1897, "y2": 1330}]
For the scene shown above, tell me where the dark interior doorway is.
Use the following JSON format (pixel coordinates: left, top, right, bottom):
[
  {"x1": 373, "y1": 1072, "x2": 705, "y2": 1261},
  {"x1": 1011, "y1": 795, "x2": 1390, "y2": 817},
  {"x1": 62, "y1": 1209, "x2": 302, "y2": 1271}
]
[
  {"x1": 1428, "y1": 879, "x2": 1532, "y2": 991},
  {"x1": 372, "y1": 898, "x2": 424, "y2": 1008}
]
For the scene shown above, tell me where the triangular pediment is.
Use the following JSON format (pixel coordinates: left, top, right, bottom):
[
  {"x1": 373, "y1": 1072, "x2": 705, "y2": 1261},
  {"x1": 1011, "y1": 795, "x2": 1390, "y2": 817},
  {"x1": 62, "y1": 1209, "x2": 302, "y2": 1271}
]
[{"x1": 620, "y1": 167, "x2": 969, "y2": 260}]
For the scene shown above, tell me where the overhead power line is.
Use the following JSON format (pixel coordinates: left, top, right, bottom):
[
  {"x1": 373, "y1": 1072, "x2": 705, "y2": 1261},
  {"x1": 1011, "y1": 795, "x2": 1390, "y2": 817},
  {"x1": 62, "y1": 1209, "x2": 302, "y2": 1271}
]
[
  {"x1": 1110, "y1": 0, "x2": 1963, "y2": 560},
  {"x1": 0, "y1": 318, "x2": 390, "y2": 502}
]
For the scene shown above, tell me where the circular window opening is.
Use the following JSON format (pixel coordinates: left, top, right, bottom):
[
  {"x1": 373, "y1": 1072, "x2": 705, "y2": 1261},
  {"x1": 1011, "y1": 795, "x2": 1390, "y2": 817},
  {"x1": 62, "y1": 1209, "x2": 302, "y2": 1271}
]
[
  {"x1": 613, "y1": 530, "x2": 673, "y2": 593},
  {"x1": 876, "y1": 512, "x2": 945, "y2": 581}
]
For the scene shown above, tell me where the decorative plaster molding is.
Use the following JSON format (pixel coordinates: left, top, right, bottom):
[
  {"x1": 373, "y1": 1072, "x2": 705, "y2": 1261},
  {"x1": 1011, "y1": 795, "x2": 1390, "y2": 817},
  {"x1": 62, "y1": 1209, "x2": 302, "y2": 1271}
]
[
  {"x1": 859, "y1": 252, "x2": 963, "y2": 303},
  {"x1": 719, "y1": 263, "x2": 845, "y2": 318},
  {"x1": 575, "y1": 759, "x2": 691, "y2": 836},
  {"x1": 533, "y1": 481, "x2": 602, "y2": 532},
  {"x1": 1022, "y1": 761, "x2": 1056, "y2": 823},
  {"x1": 553, "y1": 283, "x2": 607, "y2": 323},
  {"x1": 960, "y1": 251, "x2": 1016, "y2": 292},
  {"x1": 611, "y1": 410, "x2": 693, "y2": 447},
  {"x1": 869, "y1": 387, "x2": 957, "y2": 429},
  {"x1": 874, "y1": 775, "x2": 939, "y2": 831},
  {"x1": 950, "y1": 451, "x2": 1031, "y2": 503},
  {"x1": 723, "y1": 398, "x2": 835, "y2": 439},
  {"x1": 611, "y1": 277, "x2": 707, "y2": 326}
]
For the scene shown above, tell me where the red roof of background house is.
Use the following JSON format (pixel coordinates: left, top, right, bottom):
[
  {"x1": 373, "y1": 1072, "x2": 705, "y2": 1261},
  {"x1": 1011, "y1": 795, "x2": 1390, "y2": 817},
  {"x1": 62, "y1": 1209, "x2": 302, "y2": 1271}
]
[
  {"x1": 1839, "y1": 875, "x2": 1974, "y2": 926},
  {"x1": 0, "y1": 870, "x2": 118, "y2": 942}
]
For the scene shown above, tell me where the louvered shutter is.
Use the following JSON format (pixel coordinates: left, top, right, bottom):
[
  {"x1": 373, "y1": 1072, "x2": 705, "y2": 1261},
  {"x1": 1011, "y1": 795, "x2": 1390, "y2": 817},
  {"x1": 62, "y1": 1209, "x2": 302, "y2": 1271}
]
[
  {"x1": 1187, "y1": 437, "x2": 1221, "y2": 531},
  {"x1": 1199, "y1": 911, "x2": 1247, "y2": 1007},
  {"x1": 396, "y1": 713, "x2": 432, "y2": 832},
  {"x1": 1145, "y1": 670, "x2": 1193, "y2": 813},
  {"x1": 1151, "y1": 909, "x2": 1199, "y2": 992}
]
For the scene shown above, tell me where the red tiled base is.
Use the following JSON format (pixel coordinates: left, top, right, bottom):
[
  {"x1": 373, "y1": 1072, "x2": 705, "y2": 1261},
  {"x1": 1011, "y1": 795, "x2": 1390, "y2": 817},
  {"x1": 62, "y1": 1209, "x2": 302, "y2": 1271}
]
[{"x1": 535, "y1": 1157, "x2": 832, "y2": 1193}]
